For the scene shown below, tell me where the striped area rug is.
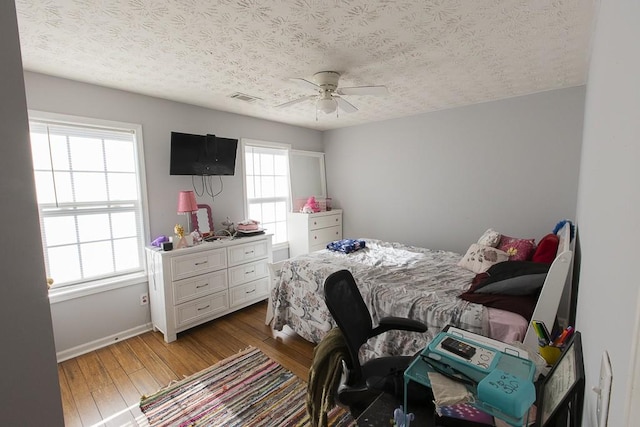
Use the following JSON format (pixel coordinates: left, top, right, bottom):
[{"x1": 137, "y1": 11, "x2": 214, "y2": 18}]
[{"x1": 140, "y1": 346, "x2": 355, "y2": 427}]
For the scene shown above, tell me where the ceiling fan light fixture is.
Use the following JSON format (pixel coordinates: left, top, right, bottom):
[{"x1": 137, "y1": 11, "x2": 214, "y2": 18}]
[
  {"x1": 280, "y1": 71, "x2": 387, "y2": 118},
  {"x1": 317, "y1": 96, "x2": 337, "y2": 114}
]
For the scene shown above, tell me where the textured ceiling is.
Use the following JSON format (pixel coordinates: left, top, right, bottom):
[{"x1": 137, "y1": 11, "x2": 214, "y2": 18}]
[{"x1": 15, "y1": 0, "x2": 595, "y2": 131}]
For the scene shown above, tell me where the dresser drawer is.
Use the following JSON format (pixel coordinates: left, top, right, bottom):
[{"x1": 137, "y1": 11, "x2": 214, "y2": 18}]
[
  {"x1": 229, "y1": 277, "x2": 270, "y2": 308},
  {"x1": 175, "y1": 292, "x2": 229, "y2": 328},
  {"x1": 172, "y1": 270, "x2": 227, "y2": 305},
  {"x1": 228, "y1": 240, "x2": 269, "y2": 267},
  {"x1": 310, "y1": 225, "x2": 342, "y2": 247},
  {"x1": 309, "y1": 213, "x2": 342, "y2": 230},
  {"x1": 228, "y1": 259, "x2": 268, "y2": 288},
  {"x1": 170, "y1": 248, "x2": 226, "y2": 281}
]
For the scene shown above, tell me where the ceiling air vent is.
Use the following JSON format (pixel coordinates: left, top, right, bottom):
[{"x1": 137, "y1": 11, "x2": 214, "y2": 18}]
[{"x1": 229, "y1": 92, "x2": 262, "y2": 103}]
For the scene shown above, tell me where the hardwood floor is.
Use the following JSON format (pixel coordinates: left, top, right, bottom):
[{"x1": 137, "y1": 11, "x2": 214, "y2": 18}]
[{"x1": 58, "y1": 301, "x2": 315, "y2": 427}]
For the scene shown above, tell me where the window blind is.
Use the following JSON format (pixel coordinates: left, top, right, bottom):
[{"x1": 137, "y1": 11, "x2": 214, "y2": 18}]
[
  {"x1": 29, "y1": 119, "x2": 146, "y2": 288},
  {"x1": 243, "y1": 142, "x2": 290, "y2": 245}
]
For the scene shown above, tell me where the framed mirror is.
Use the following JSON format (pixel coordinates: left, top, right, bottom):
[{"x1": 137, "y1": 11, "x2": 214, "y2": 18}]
[
  {"x1": 191, "y1": 204, "x2": 214, "y2": 236},
  {"x1": 289, "y1": 150, "x2": 326, "y2": 202}
]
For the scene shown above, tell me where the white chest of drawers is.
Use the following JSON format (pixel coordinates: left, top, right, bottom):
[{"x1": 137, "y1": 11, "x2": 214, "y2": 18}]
[
  {"x1": 287, "y1": 209, "x2": 342, "y2": 257},
  {"x1": 145, "y1": 234, "x2": 272, "y2": 342}
]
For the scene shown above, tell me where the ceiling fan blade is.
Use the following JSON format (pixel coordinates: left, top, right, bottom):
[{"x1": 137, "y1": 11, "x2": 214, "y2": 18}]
[
  {"x1": 275, "y1": 95, "x2": 316, "y2": 109},
  {"x1": 337, "y1": 85, "x2": 388, "y2": 96},
  {"x1": 334, "y1": 96, "x2": 358, "y2": 113},
  {"x1": 291, "y1": 78, "x2": 320, "y2": 92}
]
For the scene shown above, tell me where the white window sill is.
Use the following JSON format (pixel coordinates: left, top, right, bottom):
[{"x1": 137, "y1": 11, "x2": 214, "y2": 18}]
[
  {"x1": 48, "y1": 272, "x2": 147, "y2": 304},
  {"x1": 272, "y1": 241, "x2": 289, "y2": 252}
]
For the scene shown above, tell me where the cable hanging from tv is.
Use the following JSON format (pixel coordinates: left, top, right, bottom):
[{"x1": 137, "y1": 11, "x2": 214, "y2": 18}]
[{"x1": 192, "y1": 174, "x2": 223, "y2": 200}]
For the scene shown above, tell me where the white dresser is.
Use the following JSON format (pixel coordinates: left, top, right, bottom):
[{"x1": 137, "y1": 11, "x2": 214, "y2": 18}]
[
  {"x1": 287, "y1": 209, "x2": 342, "y2": 257},
  {"x1": 145, "y1": 234, "x2": 272, "y2": 342}
]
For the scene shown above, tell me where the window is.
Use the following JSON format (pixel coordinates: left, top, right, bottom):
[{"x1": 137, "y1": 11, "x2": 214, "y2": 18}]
[
  {"x1": 28, "y1": 112, "x2": 148, "y2": 291},
  {"x1": 242, "y1": 140, "x2": 290, "y2": 246}
]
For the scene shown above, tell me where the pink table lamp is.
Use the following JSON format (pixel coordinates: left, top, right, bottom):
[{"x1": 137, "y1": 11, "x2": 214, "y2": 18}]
[{"x1": 177, "y1": 190, "x2": 198, "y2": 233}]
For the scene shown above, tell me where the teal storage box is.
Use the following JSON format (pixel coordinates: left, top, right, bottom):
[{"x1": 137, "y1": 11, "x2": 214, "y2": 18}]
[
  {"x1": 416, "y1": 332, "x2": 537, "y2": 426},
  {"x1": 476, "y1": 369, "x2": 536, "y2": 423}
]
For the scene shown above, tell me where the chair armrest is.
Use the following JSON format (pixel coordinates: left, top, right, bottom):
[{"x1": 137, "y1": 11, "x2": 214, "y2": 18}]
[{"x1": 370, "y1": 317, "x2": 427, "y2": 337}]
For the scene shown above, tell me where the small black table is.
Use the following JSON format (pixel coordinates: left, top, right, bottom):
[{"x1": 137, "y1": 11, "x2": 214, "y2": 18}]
[{"x1": 356, "y1": 392, "x2": 436, "y2": 427}]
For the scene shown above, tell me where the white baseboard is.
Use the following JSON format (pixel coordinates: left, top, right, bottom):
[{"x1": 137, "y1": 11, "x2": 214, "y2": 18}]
[{"x1": 56, "y1": 323, "x2": 153, "y2": 362}]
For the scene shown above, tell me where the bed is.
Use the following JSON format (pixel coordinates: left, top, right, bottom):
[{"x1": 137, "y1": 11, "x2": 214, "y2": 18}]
[{"x1": 269, "y1": 223, "x2": 573, "y2": 361}]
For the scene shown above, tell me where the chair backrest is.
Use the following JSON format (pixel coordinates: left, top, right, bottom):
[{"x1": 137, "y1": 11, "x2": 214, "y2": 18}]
[{"x1": 324, "y1": 269, "x2": 373, "y2": 380}]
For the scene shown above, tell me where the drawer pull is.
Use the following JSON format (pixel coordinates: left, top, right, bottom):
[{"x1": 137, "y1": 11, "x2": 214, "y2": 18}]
[
  {"x1": 245, "y1": 270, "x2": 255, "y2": 275},
  {"x1": 196, "y1": 283, "x2": 208, "y2": 289},
  {"x1": 335, "y1": 218, "x2": 338, "y2": 222},
  {"x1": 313, "y1": 221, "x2": 317, "y2": 225},
  {"x1": 197, "y1": 304, "x2": 211, "y2": 311},
  {"x1": 245, "y1": 250, "x2": 254, "y2": 255},
  {"x1": 314, "y1": 236, "x2": 317, "y2": 239},
  {"x1": 245, "y1": 289, "x2": 256, "y2": 294},
  {"x1": 194, "y1": 261, "x2": 208, "y2": 266}
]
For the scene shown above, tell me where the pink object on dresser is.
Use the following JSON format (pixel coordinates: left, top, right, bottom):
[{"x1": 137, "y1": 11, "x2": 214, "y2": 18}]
[{"x1": 237, "y1": 219, "x2": 260, "y2": 232}]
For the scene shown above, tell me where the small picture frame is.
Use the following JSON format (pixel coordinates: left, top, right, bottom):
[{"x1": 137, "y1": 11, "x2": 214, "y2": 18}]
[{"x1": 537, "y1": 332, "x2": 585, "y2": 426}]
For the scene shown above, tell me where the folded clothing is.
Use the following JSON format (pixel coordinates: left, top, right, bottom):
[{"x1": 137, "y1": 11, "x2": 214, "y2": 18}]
[
  {"x1": 237, "y1": 219, "x2": 260, "y2": 231},
  {"x1": 326, "y1": 239, "x2": 366, "y2": 254}
]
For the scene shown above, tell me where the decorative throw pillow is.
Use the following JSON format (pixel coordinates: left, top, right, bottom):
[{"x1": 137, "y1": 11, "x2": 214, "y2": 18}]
[
  {"x1": 532, "y1": 233, "x2": 560, "y2": 264},
  {"x1": 497, "y1": 235, "x2": 536, "y2": 261},
  {"x1": 457, "y1": 244, "x2": 509, "y2": 274},
  {"x1": 471, "y1": 272, "x2": 490, "y2": 287},
  {"x1": 473, "y1": 273, "x2": 548, "y2": 296},
  {"x1": 458, "y1": 291, "x2": 538, "y2": 321},
  {"x1": 477, "y1": 228, "x2": 501, "y2": 247},
  {"x1": 484, "y1": 260, "x2": 551, "y2": 279},
  {"x1": 470, "y1": 260, "x2": 550, "y2": 291}
]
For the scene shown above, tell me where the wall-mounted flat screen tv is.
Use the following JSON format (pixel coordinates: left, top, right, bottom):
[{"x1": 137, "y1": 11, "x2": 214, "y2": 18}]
[{"x1": 170, "y1": 132, "x2": 238, "y2": 176}]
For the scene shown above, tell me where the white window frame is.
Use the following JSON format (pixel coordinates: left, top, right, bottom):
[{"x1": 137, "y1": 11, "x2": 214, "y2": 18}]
[
  {"x1": 241, "y1": 138, "x2": 291, "y2": 251},
  {"x1": 28, "y1": 110, "x2": 151, "y2": 303}
]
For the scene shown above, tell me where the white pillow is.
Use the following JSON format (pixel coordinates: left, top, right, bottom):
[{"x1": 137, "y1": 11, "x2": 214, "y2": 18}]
[
  {"x1": 477, "y1": 228, "x2": 501, "y2": 247},
  {"x1": 458, "y1": 244, "x2": 509, "y2": 274}
]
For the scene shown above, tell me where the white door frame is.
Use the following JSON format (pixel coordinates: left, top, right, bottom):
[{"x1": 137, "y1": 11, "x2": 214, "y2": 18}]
[{"x1": 624, "y1": 289, "x2": 640, "y2": 425}]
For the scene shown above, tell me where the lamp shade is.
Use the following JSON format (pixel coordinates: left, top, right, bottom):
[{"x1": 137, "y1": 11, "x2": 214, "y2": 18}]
[
  {"x1": 177, "y1": 190, "x2": 198, "y2": 214},
  {"x1": 317, "y1": 97, "x2": 337, "y2": 114}
]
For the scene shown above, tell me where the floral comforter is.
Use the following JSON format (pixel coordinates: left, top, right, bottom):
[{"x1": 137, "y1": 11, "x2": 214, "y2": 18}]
[{"x1": 271, "y1": 239, "x2": 489, "y2": 361}]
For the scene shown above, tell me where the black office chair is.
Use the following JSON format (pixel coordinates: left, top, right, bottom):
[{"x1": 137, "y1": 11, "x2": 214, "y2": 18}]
[{"x1": 323, "y1": 269, "x2": 430, "y2": 414}]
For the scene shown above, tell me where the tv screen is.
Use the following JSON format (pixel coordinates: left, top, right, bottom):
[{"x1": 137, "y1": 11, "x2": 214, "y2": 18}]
[{"x1": 170, "y1": 132, "x2": 238, "y2": 176}]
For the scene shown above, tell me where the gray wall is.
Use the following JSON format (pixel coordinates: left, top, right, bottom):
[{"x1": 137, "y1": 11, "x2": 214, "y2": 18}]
[
  {"x1": 575, "y1": 0, "x2": 640, "y2": 424},
  {"x1": 323, "y1": 87, "x2": 585, "y2": 254},
  {"x1": 0, "y1": 2, "x2": 64, "y2": 425},
  {"x1": 24, "y1": 72, "x2": 323, "y2": 238},
  {"x1": 23, "y1": 72, "x2": 322, "y2": 356}
]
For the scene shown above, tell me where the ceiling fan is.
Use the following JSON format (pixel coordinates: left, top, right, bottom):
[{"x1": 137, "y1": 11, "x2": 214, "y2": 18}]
[{"x1": 276, "y1": 71, "x2": 388, "y2": 116}]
